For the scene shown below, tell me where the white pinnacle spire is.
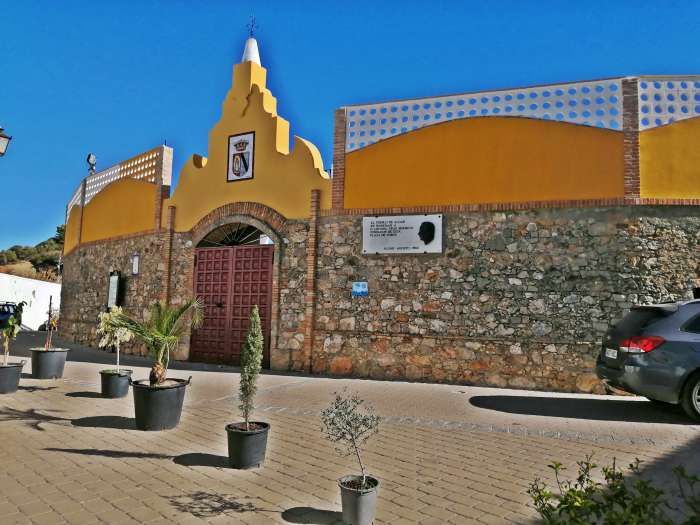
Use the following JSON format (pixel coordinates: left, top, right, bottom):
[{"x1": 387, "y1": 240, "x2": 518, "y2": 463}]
[{"x1": 241, "y1": 37, "x2": 261, "y2": 65}]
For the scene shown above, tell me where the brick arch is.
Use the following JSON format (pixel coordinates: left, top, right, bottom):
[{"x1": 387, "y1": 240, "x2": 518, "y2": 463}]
[
  {"x1": 189, "y1": 202, "x2": 288, "y2": 369},
  {"x1": 190, "y1": 202, "x2": 288, "y2": 246}
]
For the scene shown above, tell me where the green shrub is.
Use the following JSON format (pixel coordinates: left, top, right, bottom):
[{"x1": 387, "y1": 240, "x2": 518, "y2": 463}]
[
  {"x1": 239, "y1": 305, "x2": 263, "y2": 430},
  {"x1": 528, "y1": 455, "x2": 700, "y2": 524},
  {"x1": 96, "y1": 306, "x2": 133, "y2": 373}
]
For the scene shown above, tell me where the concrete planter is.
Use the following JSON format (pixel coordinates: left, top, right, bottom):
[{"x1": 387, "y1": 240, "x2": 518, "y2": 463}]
[
  {"x1": 131, "y1": 377, "x2": 190, "y2": 431},
  {"x1": 100, "y1": 369, "x2": 133, "y2": 398},
  {"x1": 338, "y1": 475, "x2": 380, "y2": 525},
  {"x1": 225, "y1": 422, "x2": 270, "y2": 469},
  {"x1": 30, "y1": 348, "x2": 68, "y2": 379},
  {"x1": 0, "y1": 361, "x2": 25, "y2": 394}
]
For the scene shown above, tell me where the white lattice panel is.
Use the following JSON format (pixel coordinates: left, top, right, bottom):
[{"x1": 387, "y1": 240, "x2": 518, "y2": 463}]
[
  {"x1": 638, "y1": 77, "x2": 700, "y2": 130},
  {"x1": 66, "y1": 145, "x2": 172, "y2": 221},
  {"x1": 84, "y1": 150, "x2": 161, "y2": 202},
  {"x1": 346, "y1": 79, "x2": 624, "y2": 152},
  {"x1": 67, "y1": 186, "x2": 82, "y2": 215}
]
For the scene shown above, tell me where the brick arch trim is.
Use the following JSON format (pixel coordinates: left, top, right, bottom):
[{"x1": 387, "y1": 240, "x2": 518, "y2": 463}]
[{"x1": 190, "y1": 202, "x2": 288, "y2": 246}]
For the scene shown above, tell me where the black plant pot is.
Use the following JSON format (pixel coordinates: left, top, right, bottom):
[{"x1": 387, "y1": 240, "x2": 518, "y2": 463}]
[
  {"x1": 226, "y1": 422, "x2": 270, "y2": 469},
  {"x1": 338, "y1": 475, "x2": 380, "y2": 525},
  {"x1": 100, "y1": 369, "x2": 133, "y2": 398},
  {"x1": 30, "y1": 348, "x2": 69, "y2": 379},
  {"x1": 131, "y1": 377, "x2": 190, "y2": 431},
  {"x1": 0, "y1": 361, "x2": 26, "y2": 394}
]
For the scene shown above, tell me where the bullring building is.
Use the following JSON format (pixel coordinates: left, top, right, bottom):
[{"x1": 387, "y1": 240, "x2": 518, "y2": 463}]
[{"x1": 60, "y1": 37, "x2": 700, "y2": 393}]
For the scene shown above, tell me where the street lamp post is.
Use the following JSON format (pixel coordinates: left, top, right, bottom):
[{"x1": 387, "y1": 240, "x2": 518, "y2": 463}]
[{"x1": 0, "y1": 127, "x2": 12, "y2": 157}]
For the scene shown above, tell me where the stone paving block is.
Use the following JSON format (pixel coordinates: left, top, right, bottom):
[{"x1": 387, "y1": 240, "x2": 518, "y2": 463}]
[
  {"x1": 1, "y1": 361, "x2": 699, "y2": 525},
  {"x1": 29, "y1": 512, "x2": 67, "y2": 525}
]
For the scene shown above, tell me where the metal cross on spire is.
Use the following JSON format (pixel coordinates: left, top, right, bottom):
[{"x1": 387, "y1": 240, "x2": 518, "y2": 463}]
[{"x1": 247, "y1": 15, "x2": 258, "y2": 38}]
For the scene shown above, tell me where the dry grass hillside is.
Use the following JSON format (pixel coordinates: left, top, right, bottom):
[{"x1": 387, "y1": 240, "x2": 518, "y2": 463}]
[{"x1": 0, "y1": 261, "x2": 59, "y2": 283}]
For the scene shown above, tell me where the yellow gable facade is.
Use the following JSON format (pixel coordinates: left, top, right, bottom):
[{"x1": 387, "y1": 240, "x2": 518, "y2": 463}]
[
  {"x1": 64, "y1": 39, "x2": 331, "y2": 254},
  {"x1": 164, "y1": 43, "x2": 331, "y2": 232}
]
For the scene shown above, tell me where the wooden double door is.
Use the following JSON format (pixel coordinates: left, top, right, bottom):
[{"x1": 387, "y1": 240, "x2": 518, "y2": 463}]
[{"x1": 190, "y1": 245, "x2": 273, "y2": 367}]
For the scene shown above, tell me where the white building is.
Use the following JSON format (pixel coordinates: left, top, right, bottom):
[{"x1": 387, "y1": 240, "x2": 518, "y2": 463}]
[{"x1": 0, "y1": 273, "x2": 61, "y2": 330}]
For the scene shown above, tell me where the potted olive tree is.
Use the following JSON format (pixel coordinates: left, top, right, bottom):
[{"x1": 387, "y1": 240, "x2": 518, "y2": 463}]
[
  {"x1": 226, "y1": 305, "x2": 270, "y2": 469},
  {"x1": 0, "y1": 302, "x2": 26, "y2": 394},
  {"x1": 31, "y1": 301, "x2": 69, "y2": 379},
  {"x1": 106, "y1": 299, "x2": 202, "y2": 430},
  {"x1": 321, "y1": 390, "x2": 381, "y2": 525},
  {"x1": 96, "y1": 307, "x2": 134, "y2": 398}
]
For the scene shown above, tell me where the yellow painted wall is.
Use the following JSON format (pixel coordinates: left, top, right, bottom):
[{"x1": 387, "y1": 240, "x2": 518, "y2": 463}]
[
  {"x1": 640, "y1": 116, "x2": 700, "y2": 199},
  {"x1": 165, "y1": 61, "x2": 331, "y2": 231},
  {"x1": 344, "y1": 117, "x2": 625, "y2": 208},
  {"x1": 80, "y1": 178, "x2": 156, "y2": 244},
  {"x1": 64, "y1": 206, "x2": 82, "y2": 254}
]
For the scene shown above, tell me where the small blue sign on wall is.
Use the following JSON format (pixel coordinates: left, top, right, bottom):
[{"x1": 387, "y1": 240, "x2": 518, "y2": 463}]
[{"x1": 352, "y1": 281, "x2": 368, "y2": 297}]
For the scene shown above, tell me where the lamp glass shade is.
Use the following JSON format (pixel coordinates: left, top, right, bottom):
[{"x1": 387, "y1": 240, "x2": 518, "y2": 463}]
[{"x1": 0, "y1": 133, "x2": 10, "y2": 156}]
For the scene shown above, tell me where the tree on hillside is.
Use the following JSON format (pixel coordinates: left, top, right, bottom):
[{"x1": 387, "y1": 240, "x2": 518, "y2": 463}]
[
  {"x1": 54, "y1": 225, "x2": 65, "y2": 245},
  {"x1": 0, "y1": 224, "x2": 65, "y2": 281}
]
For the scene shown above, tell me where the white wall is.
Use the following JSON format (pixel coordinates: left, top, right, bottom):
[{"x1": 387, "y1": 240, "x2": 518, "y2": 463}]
[{"x1": 0, "y1": 273, "x2": 61, "y2": 330}]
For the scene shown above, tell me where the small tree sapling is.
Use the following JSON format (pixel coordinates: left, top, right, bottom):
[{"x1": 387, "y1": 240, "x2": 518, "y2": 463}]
[
  {"x1": 321, "y1": 390, "x2": 381, "y2": 489},
  {"x1": 105, "y1": 299, "x2": 202, "y2": 385},
  {"x1": 1, "y1": 302, "x2": 25, "y2": 366},
  {"x1": 239, "y1": 305, "x2": 263, "y2": 431},
  {"x1": 97, "y1": 306, "x2": 133, "y2": 373}
]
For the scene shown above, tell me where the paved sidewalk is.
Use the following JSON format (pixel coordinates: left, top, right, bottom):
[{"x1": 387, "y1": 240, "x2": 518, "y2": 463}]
[{"x1": 1, "y1": 333, "x2": 699, "y2": 524}]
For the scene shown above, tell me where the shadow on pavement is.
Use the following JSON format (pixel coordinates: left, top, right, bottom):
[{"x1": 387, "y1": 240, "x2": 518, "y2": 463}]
[
  {"x1": 469, "y1": 395, "x2": 692, "y2": 424},
  {"x1": 173, "y1": 453, "x2": 229, "y2": 468},
  {"x1": 65, "y1": 391, "x2": 102, "y2": 398},
  {"x1": 44, "y1": 448, "x2": 171, "y2": 459},
  {"x1": 71, "y1": 415, "x2": 135, "y2": 430},
  {"x1": 18, "y1": 385, "x2": 56, "y2": 392},
  {"x1": 0, "y1": 406, "x2": 69, "y2": 430},
  {"x1": 282, "y1": 507, "x2": 343, "y2": 524},
  {"x1": 168, "y1": 491, "x2": 265, "y2": 518}
]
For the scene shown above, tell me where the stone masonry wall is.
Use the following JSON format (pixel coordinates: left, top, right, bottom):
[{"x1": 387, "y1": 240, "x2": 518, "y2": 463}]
[
  {"x1": 61, "y1": 218, "x2": 312, "y2": 364},
  {"x1": 60, "y1": 233, "x2": 165, "y2": 356},
  {"x1": 312, "y1": 206, "x2": 700, "y2": 392},
  {"x1": 60, "y1": 205, "x2": 699, "y2": 394}
]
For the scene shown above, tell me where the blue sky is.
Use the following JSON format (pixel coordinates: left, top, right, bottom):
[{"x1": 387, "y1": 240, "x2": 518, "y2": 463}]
[{"x1": 1, "y1": 0, "x2": 699, "y2": 248}]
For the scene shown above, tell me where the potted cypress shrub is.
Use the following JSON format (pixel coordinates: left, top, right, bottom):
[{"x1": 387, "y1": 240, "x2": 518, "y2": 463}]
[
  {"x1": 321, "y1": 391, "x2": 381, "y2": 525},
  {"x1": 106, "y1": 299, "x2": 202, "y2": 430},
  {"x1": 0, "y1": 302, "x2": 26, "y2": 394},
  {"x1": 31, "y1": 304, "x2": 69, "y2": 379},
  {"x1": 96, "y1": 307, "x2": 134, "y2": 398},
  {"x1": 226, "y1": 305, "x2": 269, "y2": 469}
]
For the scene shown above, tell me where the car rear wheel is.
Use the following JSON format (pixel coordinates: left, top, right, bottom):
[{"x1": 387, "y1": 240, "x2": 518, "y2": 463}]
[{"x1": 680, "y1": 372, "x2": 700, "y2": 422}]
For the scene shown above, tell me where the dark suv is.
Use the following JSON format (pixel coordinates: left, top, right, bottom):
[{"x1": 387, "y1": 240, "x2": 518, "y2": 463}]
[
  {"x1": 0, "y1": 302, "x2": 18, "y2": 329},
  {"x1": 596, "y1": 299, "x2": 700, "y2": 420}
]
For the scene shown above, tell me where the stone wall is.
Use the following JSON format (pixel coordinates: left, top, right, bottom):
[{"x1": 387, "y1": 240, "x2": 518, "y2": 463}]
[
  {"x1": 60, "y1": 205, "x2": 700, "y2": 393},
  {"x1": 61, "y1": 216, "x2": 314, "y2": 365},
  {"x1": 60, "y1": 232, "x2": 165, "y2": 355},
  {"x1": 311, "y1": 206, "x2": 700, "y2": 392}
]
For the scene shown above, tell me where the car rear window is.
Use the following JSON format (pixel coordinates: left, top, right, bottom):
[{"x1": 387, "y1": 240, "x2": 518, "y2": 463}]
[
  {"x1": 684, "y1": 314, "x2": 700, "y2": 334},
  {"x1": 608, "y1": 308, "x2": 669, "y2": 341}
]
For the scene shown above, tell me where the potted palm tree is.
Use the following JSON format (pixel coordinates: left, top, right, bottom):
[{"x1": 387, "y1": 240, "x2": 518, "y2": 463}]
[
  {"x1": 96, "y1": 307, "x2": 134, "y2": 398},
  {"x1": 106, "y1": 299, "x2": 202, "y2": 430},
  {"x1": 226, "y1": 305, "x2": 269, "y2": 469},
  {"x1": 31, "y1": 303, "x2": 69, "y2": 379},
  {"x1": 321, "y1": 390, "x2": 381, "y2": 525},
  {"x1": 0, "y1": 302, "x2": 26, "y2": 394}
]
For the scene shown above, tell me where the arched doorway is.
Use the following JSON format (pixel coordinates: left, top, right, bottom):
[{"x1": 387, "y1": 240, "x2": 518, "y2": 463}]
[{"x1": 190, "y1": 222, "x2": 274, "y2": 367}]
